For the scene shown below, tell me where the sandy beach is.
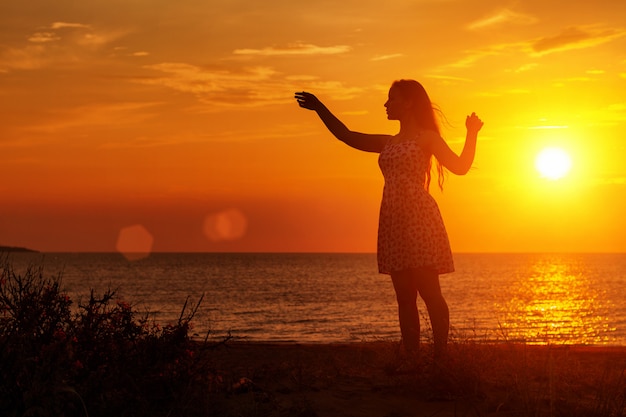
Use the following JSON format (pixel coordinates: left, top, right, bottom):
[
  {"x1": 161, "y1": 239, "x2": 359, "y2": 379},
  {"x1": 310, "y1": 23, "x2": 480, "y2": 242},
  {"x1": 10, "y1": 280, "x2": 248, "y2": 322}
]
[{"x1": 204, "y1": 341, "x2": 626, "y2": 417}]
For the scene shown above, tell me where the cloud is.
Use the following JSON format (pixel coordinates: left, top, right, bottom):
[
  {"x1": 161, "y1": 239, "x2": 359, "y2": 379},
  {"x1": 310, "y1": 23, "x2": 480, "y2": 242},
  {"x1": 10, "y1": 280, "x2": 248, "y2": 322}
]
[
  {"x1": 531, "y1": 26, "x2": 626, "y2": 55},
  {"x1": 77, "y1": 31, "x2": 125, "y2": 48},
  {"x1": 340, "y1": 110, "x2": 369, "y2": 116},
  {"x1": 26, "y1": 23, "x2": 91, "y2": 45},
  {"x1": 605, "y1": 103, "x2": 626, "y2": 119},
  {"x1": 28, "y1": 32, "x2": 61, "y2": 43},
  {"x1": 50, "y1": 22, "x2": 91, "y2": 30},
  {"x1": 21, "y1": 102, "x2": 163, "y2": 135},
  {"x1": 425, "y1": 74, "x2": 473, "y2": 83},
  {"x1": 140, "y1": 63, "x2": 292, "y2": 106},
  {"x1": 28, "y1": 22, "x2": 101, "y2": 46},
  {"x1": 575, "y1": 102, "x2": 626, "y2": 129},
  {"x1": 370, "y1": 53, "x2": 404, "y2": 62},
  {"x1": 303, "y1": 80, "x2": 363, "y2": 100},
  {"x1": 0, "y1": 44, "x2": 50, "y2": 71},
  {"x1": 444, "y1": 43, "x2": 517, "y2": 69},
  {"x1": 139, "y1": 62, "x2": 363, "y2": 107},
  {"x1": 468, "y1": 9, "x2": 537, "y2": 30},
  {"x1": 514, "y1": 63, "x2": 538, "y2": 73},
  {"x1": 233, "y1": 42, "x2": 351, "y2": 57},
  {"x1": 528, "y1": 125, "x2": 569, "y2": 130},
  {"x1": 440, "y1": 24, "x2": 625, "y2": 71},
  {"x1": 0, "y1": 22, "x2": 128, "y2": 72},
  {"x1": 142, "y1": 63, "x2": 277, "y2": 93},
  {"x1": 285, "y1": 75, "x2": 319, "y2": 81}
]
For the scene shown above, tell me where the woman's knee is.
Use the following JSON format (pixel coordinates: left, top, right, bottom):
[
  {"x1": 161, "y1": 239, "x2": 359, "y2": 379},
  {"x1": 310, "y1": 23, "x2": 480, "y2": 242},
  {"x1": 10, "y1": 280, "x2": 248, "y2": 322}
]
[
  {"x1": 391, "y1": 271, "x2": 418, "y2": 305},
  {"x1": 394, "y1": 284, "x2": 418, "y2": 305},
  {"x1": 415, "y1": 270, "x2": 444, "y2": 302}
]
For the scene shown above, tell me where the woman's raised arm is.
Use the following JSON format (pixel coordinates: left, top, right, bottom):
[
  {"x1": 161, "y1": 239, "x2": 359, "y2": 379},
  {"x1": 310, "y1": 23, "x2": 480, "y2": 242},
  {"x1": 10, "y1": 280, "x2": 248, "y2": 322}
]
[
  {"x1": 295, "y1": 91, "x2": 389, "y2": 153},
  {"x1": 426, "y1": 112, "x2": 483, "y2": 175}
]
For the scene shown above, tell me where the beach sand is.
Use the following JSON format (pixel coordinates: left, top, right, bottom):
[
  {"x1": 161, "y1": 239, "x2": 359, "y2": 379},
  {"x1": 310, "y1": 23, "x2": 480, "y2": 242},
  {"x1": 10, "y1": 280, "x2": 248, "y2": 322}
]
[{"x1": 203, "y1": 341, "x2": 626, "y2": 417}]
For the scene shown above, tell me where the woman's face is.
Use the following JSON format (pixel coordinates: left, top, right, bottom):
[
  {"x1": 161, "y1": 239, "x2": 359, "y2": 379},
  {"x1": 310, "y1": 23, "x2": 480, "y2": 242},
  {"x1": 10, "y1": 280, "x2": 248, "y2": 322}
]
[{"x1": 384, "y1": 87, "x2": 411, "y2": 121}]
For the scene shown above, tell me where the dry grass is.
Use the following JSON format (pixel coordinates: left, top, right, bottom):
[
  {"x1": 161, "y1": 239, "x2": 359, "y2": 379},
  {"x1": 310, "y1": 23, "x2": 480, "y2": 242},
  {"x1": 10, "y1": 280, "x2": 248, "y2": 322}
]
[{"x1": 202, "y1": 340, "x2": 626, "y2": 417}]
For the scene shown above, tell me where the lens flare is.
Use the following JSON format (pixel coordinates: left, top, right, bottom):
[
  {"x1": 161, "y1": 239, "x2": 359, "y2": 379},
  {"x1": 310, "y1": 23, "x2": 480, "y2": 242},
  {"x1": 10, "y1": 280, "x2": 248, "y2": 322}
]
[
  {"x1": 116, "y1": 224, "x2": 153, "y2": 261},
  {"x1": 203, "y1": 209, "x2": 248, "y2": 242}
]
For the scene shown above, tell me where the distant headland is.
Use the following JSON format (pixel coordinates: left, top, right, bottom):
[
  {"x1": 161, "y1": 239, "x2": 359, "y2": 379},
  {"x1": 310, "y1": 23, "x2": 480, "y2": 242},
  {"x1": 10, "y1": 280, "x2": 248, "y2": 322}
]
[{"x1": 0, "y1": 245, "x2": 38, "y2": 253}]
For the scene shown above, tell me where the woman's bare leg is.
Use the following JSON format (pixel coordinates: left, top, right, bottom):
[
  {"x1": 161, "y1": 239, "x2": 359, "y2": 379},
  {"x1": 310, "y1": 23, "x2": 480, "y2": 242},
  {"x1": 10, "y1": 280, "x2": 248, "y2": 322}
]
[
  {"x1": 391, "y1": 270, "x2": 420, "y2": 354},
  {"x1": 416, "y1": 269, "x2": 449, "y2": 359}
]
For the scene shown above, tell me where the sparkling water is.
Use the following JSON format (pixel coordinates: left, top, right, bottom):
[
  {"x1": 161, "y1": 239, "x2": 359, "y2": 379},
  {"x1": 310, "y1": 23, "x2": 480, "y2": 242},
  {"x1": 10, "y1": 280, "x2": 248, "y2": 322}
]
[{"x1": 5, "y1": 252, "x2": 626, "y2": 345}]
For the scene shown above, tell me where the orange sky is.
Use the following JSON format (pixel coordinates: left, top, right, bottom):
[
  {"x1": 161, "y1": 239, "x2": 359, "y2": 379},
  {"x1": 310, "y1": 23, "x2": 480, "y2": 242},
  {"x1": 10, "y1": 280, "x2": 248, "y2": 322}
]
[{"x1": 1, "y1": 0, "x2": 625, "y2": 253}]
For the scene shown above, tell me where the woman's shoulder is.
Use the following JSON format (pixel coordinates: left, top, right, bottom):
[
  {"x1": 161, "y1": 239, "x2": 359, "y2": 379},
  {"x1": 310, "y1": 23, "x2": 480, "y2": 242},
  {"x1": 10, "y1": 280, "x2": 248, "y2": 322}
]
[
  {"x1": 414, "y1": 129, "x2": 440, "y2": 149},
  {"x1": 418, "y1": 129, "x2": 440, "y2": 141}
]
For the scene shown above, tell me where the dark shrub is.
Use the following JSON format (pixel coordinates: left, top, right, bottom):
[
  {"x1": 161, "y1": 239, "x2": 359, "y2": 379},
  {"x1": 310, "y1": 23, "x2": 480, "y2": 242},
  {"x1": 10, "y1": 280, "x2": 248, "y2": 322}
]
[{"x1": 0, "y1": 254, "x2": 220, "y2": 417}]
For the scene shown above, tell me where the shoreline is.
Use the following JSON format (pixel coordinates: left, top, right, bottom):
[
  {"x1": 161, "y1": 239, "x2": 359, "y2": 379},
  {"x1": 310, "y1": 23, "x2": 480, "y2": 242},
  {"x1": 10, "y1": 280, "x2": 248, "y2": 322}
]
[
  {"x1": 0, "y1": 245, "x2": 38, "y2": 253},
  {"x1": 202, "y1": 337, "x2": 626, "y2": 353}
]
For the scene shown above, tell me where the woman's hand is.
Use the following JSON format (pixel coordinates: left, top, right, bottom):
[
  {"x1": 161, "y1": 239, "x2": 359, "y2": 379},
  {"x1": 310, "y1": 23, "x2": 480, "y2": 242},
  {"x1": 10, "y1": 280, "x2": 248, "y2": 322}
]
[
  {"x1": 295, "y1": 91, "x2": 323, "y2": 111},
  {"x1": 466, "y1": 112, "x2": 484, "y2": 135}
]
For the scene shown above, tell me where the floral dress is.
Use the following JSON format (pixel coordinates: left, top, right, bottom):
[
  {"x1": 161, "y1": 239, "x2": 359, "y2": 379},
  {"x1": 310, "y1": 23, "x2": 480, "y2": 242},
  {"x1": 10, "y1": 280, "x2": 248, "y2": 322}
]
[{"x1": 377, "y1": 136, "x2": 455, "y2": 275}]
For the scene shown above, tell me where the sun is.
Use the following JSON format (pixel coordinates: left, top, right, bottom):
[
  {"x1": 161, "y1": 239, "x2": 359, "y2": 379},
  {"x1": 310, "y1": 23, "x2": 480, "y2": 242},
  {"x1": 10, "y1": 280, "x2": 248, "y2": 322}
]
[{"x1": 535, "y1": 147, "x2": 572, "y2": 180}]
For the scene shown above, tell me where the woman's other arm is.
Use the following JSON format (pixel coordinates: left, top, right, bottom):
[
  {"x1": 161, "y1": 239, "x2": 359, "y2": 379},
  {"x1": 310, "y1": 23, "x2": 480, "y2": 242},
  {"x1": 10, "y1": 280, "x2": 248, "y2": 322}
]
[
  {"x1": 295, "y1": 91, "x2": 389, "y2": 153},
  {"x1": 426, "y1": 112, "x2": 483, "y2": 175}
]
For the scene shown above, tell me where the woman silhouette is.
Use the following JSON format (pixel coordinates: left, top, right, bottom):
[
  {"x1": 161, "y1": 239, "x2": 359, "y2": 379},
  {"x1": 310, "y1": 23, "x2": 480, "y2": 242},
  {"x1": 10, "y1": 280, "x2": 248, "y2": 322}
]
[{"x1": 295, "y1": 80, "x2": 483, "y2": 362}]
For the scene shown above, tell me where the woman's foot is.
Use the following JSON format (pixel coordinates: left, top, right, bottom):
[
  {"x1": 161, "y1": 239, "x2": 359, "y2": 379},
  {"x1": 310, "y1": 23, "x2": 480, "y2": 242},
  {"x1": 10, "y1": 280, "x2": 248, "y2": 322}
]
[{"x1": 384, "y1": 343, "x2": 421, "y2": 375}]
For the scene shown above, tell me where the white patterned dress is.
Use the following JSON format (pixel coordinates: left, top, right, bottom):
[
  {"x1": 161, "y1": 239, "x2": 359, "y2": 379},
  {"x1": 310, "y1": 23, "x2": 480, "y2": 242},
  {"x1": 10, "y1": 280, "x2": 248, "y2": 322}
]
[{"x1": 377, "y1": 136, "x2": 455, "y2": 275}]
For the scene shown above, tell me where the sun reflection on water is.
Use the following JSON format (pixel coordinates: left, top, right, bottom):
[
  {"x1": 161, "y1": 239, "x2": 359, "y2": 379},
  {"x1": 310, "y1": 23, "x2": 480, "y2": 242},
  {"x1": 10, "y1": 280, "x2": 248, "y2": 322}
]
[{"x1": 497, "y1": 255, "x2": 615, "y2": 345}]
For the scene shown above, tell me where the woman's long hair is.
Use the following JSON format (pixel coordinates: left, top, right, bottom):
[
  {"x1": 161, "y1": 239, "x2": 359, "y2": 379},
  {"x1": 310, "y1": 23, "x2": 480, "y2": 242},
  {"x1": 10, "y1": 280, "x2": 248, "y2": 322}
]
[{"x1": 391, "y1": 79, "x2": 446, "y2": 191}]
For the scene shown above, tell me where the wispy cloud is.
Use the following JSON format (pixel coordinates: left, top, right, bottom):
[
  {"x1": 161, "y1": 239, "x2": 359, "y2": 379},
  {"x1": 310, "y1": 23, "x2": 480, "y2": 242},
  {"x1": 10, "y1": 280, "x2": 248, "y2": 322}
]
[
  {"x1": 441, "y1": 24, "x2": 625, "y2": 71},
  {"x1": 26, "y1": 24, "x2": 87, "y2": 45},
  {"x1": 21, "y1": 102, "x2": 163, "y2": 134},
  {"x1": 340, "y1": 110, "x2": 369, "y2": 116},
  {"x1": 233, "y1": 42, "x2": 351, "y2": 57},
  {"x1": 475, "y1": 88, "x2": 531, "y2": 98},
  {"x1": 467, "y1": 8, "x2": 537, "y2": 30},
  {"x1": 513, "y1": 63, "x2": 539, "y2": 73},
  {"x1": 142, "y1": 63, "x2": 278, "y2": 95},
  {"x1": 444, "y1": 43, "x2": 517, "y2": 69},
  {"x1": 531, "y1": 26, "x2": 626, "y2": 55},
  {"x1": 28, "y1": 32, "x2": 60, "y2": 43},
  {"x1": 370, "y1": 53, "x2": 404, "y2": 62},
  {"x1": 28, "y1": 22, "x2": 114, "y2": 47},
  {"x1": 528, "y1": 125, "x2": 569, "y2": 130},
  {"x1": 570, "y1": 102, "x2": 626, "y2": 129},
  {"x1": 285, "y1": 75, "x2": 319, "y2": 81},
  {"x1": 137, "y1": 62, "x2": 286, "y2": 106},
  {"x1": 139, "y1": 62, "x2": 362, "y2": 107},
  {"x1": 604, "y1": 103, "x2": 626, "y2": 120},
  {"x1": 50, "y1": 22, "x2": 91, "y2": 30},
  {"x1": 1, "y1": 22, "x2": 127, "y2": 72},
  {"x1": 110, "y1": 46, "x2": 150, "y2": 58},
  {"x1": 425, "y1": 74, "x2": 474, "y2": 83},
  {"x1": 0, "y1": 44, "x2": 52, "y2": 71}
]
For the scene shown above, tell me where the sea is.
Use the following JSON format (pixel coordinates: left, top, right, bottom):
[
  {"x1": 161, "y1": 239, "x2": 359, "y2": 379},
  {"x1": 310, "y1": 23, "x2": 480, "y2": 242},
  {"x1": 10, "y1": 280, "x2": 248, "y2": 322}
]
[{"x1": 4, "y1": 252, "x2": 626, "y2": 346}]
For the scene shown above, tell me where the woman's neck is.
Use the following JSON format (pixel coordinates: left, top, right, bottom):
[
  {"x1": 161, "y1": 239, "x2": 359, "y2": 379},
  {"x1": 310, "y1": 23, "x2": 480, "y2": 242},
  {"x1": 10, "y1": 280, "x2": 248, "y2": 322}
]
[{"x1": 397, "y1": 118, "x2": 421, "y2": 138}]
